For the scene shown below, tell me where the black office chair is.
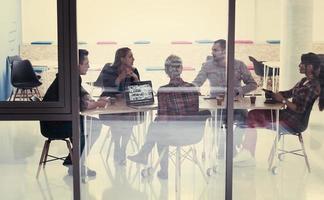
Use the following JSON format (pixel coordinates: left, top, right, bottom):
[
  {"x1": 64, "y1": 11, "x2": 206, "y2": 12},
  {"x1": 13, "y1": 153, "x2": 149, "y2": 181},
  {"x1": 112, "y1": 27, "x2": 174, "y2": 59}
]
[
  {"x1": 249, "y1": 56, "x2": 280, "y2": 90},
  {"x1": 33, "y1": 95, "x2": 73, "y2": 178},
  {"x1": 249, "y1": 56, "x2": 280, "y2": 77},
  {"x1": 36, "y1": 121, "x2": 73, "y2": 178},
  {"x1": 10, "y1": 60, "x2": 42, "y2": 101},
  {"x1": 268, "y1": 100, "x2": 315, "y2": 174}
]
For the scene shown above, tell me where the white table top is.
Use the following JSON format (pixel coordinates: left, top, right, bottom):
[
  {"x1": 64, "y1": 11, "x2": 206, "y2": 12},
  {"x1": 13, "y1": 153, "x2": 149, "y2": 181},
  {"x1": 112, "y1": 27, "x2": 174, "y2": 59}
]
[{"x1": 81, "y1": 96, "x2": 283, "y2": 117}]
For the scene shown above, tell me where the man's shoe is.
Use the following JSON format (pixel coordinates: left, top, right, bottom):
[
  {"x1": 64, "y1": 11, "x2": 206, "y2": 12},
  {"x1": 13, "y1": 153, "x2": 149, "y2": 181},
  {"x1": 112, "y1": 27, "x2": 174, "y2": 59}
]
[
  {"x1": 157, "y1": 170, "x2": 168, "y2": 180},
  {"x1": 68, "y1": 166, "x2": 96, "y2": 177},
  {"x1": 63, "y1": 155, "x2": 72, "y2": 166},
  {"x1": 127, "y1": 153, "x2": 148, "y2": 165}
]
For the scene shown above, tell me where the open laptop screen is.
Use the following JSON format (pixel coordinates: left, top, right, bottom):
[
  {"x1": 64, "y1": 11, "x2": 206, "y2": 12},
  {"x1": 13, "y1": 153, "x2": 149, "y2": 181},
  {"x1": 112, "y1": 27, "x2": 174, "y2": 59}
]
[{"x1": 125, "y1": 81, "x2": 154, "y2": 106}]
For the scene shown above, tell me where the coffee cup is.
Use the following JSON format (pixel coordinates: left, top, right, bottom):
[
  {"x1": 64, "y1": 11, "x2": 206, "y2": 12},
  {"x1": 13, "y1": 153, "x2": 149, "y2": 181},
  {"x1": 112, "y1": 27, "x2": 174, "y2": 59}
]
[
  {"x1": 250, "y1": 96, "x2": 256, "y2": 104},
  {"x1": 216, "y1": 97, "x2": 223, "y2": 106},
  {"x1": 110, "y1": 97, "x2": 116, "y2": 105}
]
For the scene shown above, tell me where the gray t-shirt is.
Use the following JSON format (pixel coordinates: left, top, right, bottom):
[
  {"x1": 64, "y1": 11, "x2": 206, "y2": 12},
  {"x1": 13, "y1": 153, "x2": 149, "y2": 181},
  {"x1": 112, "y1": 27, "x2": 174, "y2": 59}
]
[{"x1": 192, "y1": 58, "x2": 257, "y2": 96}]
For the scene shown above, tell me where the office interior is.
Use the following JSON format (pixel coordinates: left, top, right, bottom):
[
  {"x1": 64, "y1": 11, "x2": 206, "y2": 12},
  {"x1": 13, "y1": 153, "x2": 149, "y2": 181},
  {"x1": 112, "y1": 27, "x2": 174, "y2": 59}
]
[{"x1": 1, "y1": 0, "x2": 324, "y2": 199}]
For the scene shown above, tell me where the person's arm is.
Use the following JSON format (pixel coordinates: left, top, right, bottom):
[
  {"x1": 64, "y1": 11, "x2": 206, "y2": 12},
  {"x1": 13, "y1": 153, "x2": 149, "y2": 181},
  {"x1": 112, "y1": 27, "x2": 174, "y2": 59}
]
[
  {"x1": 273, "y1": 82, "x2": 319, "y2": 113},
  {"x1": 115, "y1": 70, "x2": 127, "y2": 86},
  {"x1": 192, "y1": 63, "x2": 208, "y2": 87},
  {"x1": 126, "y1": 67, "x2": 140, "y2": 81},
  {"x1": 272, "y1": 92, "x2": 298, "y2": 111},
  {"x1": 84, "y1": 98, "x2": 107, "y2": 110},
  {"x1": 235, "y1": 61, "x2": 257, "y2": 95}
]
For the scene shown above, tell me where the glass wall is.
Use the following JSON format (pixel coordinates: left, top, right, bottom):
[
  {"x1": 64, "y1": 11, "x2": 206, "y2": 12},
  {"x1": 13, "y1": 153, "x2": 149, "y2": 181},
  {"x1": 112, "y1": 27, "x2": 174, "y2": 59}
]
[
  {"x1": 0, "y1": 120, "x2": 73, "y2": 199},
  {"x1": 0, "y1": 0, "x2": 58, "y2": 102},
  {"x1": 77, "y1": 0, "x2": 229, "y2": 199},
  {"x1": 233, "y1": 0, "x2": 324, "y2": 200}
]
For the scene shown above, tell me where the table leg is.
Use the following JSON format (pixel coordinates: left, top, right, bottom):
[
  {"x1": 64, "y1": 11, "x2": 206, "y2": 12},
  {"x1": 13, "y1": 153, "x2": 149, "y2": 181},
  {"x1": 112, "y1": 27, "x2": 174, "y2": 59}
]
[{"x1": 83, "y1": 115, "x2": 88, "y2": 181}]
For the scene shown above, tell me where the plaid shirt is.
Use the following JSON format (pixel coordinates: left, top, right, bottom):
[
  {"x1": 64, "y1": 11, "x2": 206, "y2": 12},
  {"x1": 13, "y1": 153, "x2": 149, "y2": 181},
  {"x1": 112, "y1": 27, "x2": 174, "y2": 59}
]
[
  {"x1": 156, "y1": 77, "x2": 200, "y2": 121},
  {"x1": 280, "y1": 77, "x2": 320, "y2": 130}
]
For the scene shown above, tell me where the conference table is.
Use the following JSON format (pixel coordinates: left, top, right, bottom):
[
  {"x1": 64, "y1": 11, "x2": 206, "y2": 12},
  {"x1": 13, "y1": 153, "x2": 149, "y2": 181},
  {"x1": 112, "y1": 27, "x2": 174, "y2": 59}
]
[{"x1": 80, "y1": 96, "x2": 283, "y2": 179}]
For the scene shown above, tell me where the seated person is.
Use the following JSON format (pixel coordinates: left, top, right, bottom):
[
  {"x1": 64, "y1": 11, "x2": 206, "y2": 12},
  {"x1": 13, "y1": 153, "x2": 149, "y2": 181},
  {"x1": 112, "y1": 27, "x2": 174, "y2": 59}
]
[
  {"x1": 192, "y1": 39, "x2": 258, "y2": 162},
  {"x1": 246, "y1": 53, "x2": 324, "y2": 155},
  {"x1": 128, "y1": 55, "x2": 211, "y2": 179},
  {"x1": 97, "y1": 47, "x2": 140, "y2": 165},
  {"x1": 40, "y1": 49, "x2": 108, "y2": 176}
]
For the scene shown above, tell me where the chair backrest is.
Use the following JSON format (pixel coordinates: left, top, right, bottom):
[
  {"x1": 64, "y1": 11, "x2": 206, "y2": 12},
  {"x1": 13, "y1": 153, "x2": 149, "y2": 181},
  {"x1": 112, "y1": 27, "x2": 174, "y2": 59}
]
[
  {"x1": 7, "y1": 55, "x2": 22, "y2": 67},
  {"x1": 293, "y1": 99, "x2": 316, "y2": 133},
  {"x1": 11, "y1": 60, "x2": 40, "y2": 87},
  {"x1": 93, "y1": 63, "x2": 111, "y2": 87},
  {"x1": 248, "y1": 56, "x2": 275, "y2": 77}
]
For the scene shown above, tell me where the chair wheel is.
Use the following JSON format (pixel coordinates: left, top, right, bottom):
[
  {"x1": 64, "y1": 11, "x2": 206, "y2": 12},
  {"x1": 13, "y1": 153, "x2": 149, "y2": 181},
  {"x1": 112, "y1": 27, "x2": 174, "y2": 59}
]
[
  {"x1": 271, "y1": 166, "x2": 278, "y2": 175},
  {"x1": 213, "y1": 166, "x2": 218, "y2": 173},
  {"x1": 278, "y1": 154, "x2": 284, "y2": 161},
  {"x1": 206, "y1": 168, "x2": 213, "y2": 177}
]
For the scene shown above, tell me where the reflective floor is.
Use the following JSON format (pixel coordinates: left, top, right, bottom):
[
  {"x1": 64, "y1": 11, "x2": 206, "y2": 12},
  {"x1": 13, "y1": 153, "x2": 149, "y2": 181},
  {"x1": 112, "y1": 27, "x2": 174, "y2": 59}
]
[{"x1": 0, "y1": 109, "x2": 324, "y2": 200}]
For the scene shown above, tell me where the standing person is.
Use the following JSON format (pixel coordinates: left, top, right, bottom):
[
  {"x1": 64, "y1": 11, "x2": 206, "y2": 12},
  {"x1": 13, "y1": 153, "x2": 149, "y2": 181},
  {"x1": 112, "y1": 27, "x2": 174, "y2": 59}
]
[
  {"x1": 99, "y1": 47, "x2": 140, "y2": 165},
  {"x1": 247, "y1": 53, "x2": 324, "y2": 146},
  {"x1": 192, "y1": 39, "x2": 258, "y2": 163},
  {"x1": 40, "y1": 49, "x2": 108, "y2": 176}
]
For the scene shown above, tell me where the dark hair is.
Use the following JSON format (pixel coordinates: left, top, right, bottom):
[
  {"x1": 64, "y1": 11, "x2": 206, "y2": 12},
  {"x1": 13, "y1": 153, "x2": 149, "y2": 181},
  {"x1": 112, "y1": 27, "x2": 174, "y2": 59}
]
[
  {"x1": 214, "y1": 39, "x2": 226, "y2": 50},
  {"x1": 301, "y1": 52, "x2": 324, "y2": 111},
  {"x1": 79, "y1": 49, "x2": 89, "y2": 64},
  {"x1": 112, "y1": 47, "x2": 131, "y2": 68},
  {"x1": 317, "y1": 54, "x2": 324, "y2": 111},
  {"x1": 301, "y1": 52, "x2": 321, "y2": 71}
]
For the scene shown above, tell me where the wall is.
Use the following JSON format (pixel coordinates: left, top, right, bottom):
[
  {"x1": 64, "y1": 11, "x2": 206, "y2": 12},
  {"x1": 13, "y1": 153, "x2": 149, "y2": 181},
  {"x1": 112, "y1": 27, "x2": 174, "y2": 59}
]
[
  {"x1": 0, "y1": 0, "x2": 21, "y2": 100},
  {"x1": 20, "y1": 0, "x2": 324, "y2": 44}
]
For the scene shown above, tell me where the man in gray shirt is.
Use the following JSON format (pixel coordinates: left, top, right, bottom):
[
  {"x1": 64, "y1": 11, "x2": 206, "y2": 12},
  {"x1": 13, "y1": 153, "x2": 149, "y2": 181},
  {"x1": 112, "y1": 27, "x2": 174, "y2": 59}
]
[
  {"x1": 193, "y1": 39, "x2": 258, "y2": 165},
  {"x1": 193, "y1": 39, "x2": 257, "y2": 96}
]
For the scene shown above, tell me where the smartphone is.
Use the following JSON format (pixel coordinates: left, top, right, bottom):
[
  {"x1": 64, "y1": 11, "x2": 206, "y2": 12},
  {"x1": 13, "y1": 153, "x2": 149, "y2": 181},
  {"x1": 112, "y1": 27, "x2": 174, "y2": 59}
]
[{"x1": 262, "y1": 88, "x2": 273, "y2": 94}]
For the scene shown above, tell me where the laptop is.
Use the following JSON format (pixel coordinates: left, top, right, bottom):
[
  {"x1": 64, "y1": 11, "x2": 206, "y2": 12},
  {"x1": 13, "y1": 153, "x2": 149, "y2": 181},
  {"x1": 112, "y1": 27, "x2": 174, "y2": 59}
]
[{"x1": 125, "y1": 81, "x2": 156, "y2": 108}]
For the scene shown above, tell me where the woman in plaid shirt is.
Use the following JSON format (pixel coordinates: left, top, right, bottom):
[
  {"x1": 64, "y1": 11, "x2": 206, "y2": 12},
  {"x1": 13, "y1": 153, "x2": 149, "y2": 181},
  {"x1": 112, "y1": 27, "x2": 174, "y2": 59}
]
[{"x1": 238, "y1": 53, "x2": 324, "y2": 163}]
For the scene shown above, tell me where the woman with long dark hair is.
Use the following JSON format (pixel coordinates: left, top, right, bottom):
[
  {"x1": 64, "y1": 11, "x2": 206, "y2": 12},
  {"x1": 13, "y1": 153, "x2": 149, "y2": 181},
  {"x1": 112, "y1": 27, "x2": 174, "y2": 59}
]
[{"x1": 234, "y1": 53, "x2": 324, "y2": 164}]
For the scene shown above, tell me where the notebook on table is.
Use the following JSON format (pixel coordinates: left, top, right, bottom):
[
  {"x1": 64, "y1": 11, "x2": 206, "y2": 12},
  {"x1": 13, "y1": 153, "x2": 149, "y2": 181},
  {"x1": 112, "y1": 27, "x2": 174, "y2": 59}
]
[{"x1": 125, "y1": 81, "x2": 156, "y2": 109}]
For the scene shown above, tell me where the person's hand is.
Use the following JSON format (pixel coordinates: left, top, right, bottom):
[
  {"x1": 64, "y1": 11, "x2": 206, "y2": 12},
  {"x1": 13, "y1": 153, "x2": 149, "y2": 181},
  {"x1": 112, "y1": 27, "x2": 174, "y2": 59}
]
[
  {"x1": 125, "y1": 67, "x2": 139, "y2": 81},
  {"x1": 96, "y1": 99, "x2": 107, "y2": 108},
  {"x1": 272, "y1": 92, "x2": 285, "y2": 102},
  {"x1": 118, "y1": 70, "x2": 128, "y2": 80}
]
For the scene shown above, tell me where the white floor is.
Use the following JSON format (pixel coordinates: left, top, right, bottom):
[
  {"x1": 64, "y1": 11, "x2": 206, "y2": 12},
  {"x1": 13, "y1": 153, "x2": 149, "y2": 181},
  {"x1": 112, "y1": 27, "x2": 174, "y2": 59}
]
[{"x1": 0, "y1": 109, "x2": 324, "y2": 200}]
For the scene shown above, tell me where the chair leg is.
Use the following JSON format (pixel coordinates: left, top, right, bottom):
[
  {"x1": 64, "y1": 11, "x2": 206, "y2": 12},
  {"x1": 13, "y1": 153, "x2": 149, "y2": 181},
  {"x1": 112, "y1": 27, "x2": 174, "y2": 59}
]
[
  {"x1": 65, "y1": 139, "x2": 73, "y2": 164},
  {"x1": 298, "y1": 134, "x2": 311, "y2": 173},
  {"x1": 36, "y1": 141, "x2": 49, "y2": 178},
  {"x1": 175, "y1": 147, "x2": 181, "y2": 200},
  {"x1": 191, "y1": 146, "x2": 208, "y2": 183},
  {"x1": 13, "y1": 88, "x2": 19, "y2": 101},
  {"x1": 268, "y1": 134, "x2": 281, "y2": 170},
  {"x1": 9, "y1": 90, "x2": 14, "y2": 101},
  {"x1": 43, "y1": 140, "x2": 51, "y2": 168}
]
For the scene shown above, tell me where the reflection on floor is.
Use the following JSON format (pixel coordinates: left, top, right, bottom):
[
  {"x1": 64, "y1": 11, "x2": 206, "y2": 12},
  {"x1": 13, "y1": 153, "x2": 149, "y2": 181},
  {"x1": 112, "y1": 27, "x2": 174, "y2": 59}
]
[{"x1": 0, "y1": 110, "x2": 324, "y2": 200}]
